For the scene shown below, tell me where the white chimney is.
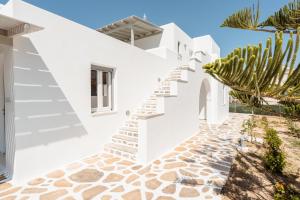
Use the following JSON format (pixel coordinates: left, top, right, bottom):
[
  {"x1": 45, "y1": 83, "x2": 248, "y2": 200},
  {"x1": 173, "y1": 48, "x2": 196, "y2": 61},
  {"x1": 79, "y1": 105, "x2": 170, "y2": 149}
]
[{"x1": 143, "y1": 13, "x2": 147, "y2": 21}]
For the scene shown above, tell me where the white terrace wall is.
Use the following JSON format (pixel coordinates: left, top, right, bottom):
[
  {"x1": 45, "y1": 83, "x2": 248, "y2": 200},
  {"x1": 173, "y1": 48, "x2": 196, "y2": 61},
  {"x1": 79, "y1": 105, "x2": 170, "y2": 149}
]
[
  {"x1": 135, "y1": 23, "x2": 193, "y2": 66},
  {"x1": 193, "y1": 36, "x2": 228, "y2": 124},
  {"x1": 4, "y1": 0, "x2": 181, "y2": 183},
  {"x1": 0, "y1": 0, "x2": 229, "y2": 183}
]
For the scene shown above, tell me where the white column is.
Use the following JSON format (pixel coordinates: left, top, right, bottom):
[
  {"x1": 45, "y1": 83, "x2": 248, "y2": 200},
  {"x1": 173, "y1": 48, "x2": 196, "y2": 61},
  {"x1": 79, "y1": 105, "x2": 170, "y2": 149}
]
[{"x1": 130, "y1": 25, "x2": 134, "y2": 46}]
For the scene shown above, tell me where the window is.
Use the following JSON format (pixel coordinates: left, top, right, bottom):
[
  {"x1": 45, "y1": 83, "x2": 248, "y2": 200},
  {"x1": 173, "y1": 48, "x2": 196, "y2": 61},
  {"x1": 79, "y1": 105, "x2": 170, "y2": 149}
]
[
  {"x1": 91, "y1": 65, "x2": 114, "y2": 113},
  {"x1": 177, "y1": 41, "x2": 181, "y2": 54}
]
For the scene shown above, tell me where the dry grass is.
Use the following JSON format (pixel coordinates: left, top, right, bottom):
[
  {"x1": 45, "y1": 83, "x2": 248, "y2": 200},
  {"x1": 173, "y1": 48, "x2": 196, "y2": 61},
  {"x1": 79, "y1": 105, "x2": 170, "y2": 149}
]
[{"x1": 221, "y1": 115, "x2": 300, "y2": 200}]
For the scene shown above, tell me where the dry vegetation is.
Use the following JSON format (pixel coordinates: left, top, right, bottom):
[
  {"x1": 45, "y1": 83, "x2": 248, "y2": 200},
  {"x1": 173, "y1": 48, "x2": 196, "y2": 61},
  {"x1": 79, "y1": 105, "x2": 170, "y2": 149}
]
[{"x1": 222, "y1": 115, "x2": 300, "y2": 200}]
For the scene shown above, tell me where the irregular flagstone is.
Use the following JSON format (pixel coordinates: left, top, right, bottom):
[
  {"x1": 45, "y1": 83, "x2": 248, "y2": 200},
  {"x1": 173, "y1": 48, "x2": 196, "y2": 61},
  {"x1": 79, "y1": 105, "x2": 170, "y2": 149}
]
[
  {"x1": 19, "y1": 196, "x2": 30, "y2": 200},
  {"x1": 46, "y1": 170, "x2": 65, "y2": 179},
  {"x1": 69, "y1": 169, "x2": 103, "y2": 183},
  {"x1": 138, "y1": 165, "x2": 151, "y2": 175},
  {"x1": 122, "y1": 169, "x2": 132, "y2": 174},
  {"x1": 53, "y1": 179, "x2": 73, "y2": 187},
  {"x1": 21, "y1": 187, "x2": 48, "y2": 194},
  {"x1": 111, "y1": 185, "x2": 124, "y2": 192},
  {"x1": 202, "y1": 186, "x2": 210, "y2": 193},
  {"x1": 156, "y1": 196, "x2": 176, "y2": 200},
  {"x1": 160, "y1": 171, "x2": 178, "y2": 182},
  {"x1": 162, "y1": 184, "x2": 176, "y2": 194},
  {"x1": 145, "y1": 173, "x2": 157, "y2": 178},
  {"x1": 62, "y1": 196, "x2": 76, "y2": 200},
  {"x1": 131, "y1": 165, "x2": 143, "y2": 170},
  {"x1": 1, "y1": 196, "x2": 17, "y2": 200},
  {"x1": 103, "y1": 173, "x2": 124, "y2": 183},
  {"x1": 101, "y1": 166, "x2": 115, "y2": 171},
  {"x1": 179, "y1": 187, "x2": 200, "y2": 198},
  {"x1": 153, "y1": 160, "x2": 161, "y2": 165},
  {"x1": 104, "y1": 157, "x2": 120, "y2": 164},
  {"x1": 73, "y1": 184, "x2": 91, "y2": 193},
  {"x1": 40, "y1": 189, "x2": 68, "y2": 200},
  {"x1": 0, "y1": 183, "x2": 12, "y2": 191},
  {"x1": 122, "y1": 189, "x2": 142, "y2": 200},
  {"x1": 132, "y1": 181, "x2": 141, "y2": 186},
  {"x1": 200, "y1": 172, "x2": 209, "y2": 176},
  {"x1": 145, "y1": 178, "x2": 162, "y2": 190},
  {"x1": 101, "y1": 195, "x2": 112, "y2": 200},
  {"x1": 175, "y1": 146, "x2": 186, "y2": 152},
  {"x1": 145, "y1": 192, "x2": 153, "y2": 200},
  {"x1": 125, "y1": 174, "x2": 139, "y2": 184},
  {"x1": 0, "y1": 187, "x2": 21, "y2": 197},
  {"x1": 28, "y1": 178, "x2": 45, "y2": 186},
  {"x1": 118, "y1": 160, "x2": 134, "y2": 166},
  {"x1": 0, "y1": 114, "x2": 247, "y2": 200},
  {"x1": 81, "y1": 185, "x2": 107, "y2": 200},
  {"x1": 163, "y1": 162, "x2": 187, "y2": 169},
  {"x1": 179, "y1": 169, "x2": 198, "y2": 177}
]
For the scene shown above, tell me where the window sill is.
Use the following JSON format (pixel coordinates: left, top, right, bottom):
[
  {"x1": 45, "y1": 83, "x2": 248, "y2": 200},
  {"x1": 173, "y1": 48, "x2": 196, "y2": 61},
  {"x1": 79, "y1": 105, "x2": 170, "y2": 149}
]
[{"x1": 91, "y1": 110, "x2": 117, "y2": 117}]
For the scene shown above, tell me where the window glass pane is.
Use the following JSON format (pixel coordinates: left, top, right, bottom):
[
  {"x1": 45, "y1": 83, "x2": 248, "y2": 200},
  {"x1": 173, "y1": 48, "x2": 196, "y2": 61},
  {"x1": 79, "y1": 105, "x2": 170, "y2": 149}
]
[
  {"x1": 91, "y1": 70, "x2": 98, "y2": 111},
  {"x1": 102, "y1": 72, "x2": 109, "y2": 107}
]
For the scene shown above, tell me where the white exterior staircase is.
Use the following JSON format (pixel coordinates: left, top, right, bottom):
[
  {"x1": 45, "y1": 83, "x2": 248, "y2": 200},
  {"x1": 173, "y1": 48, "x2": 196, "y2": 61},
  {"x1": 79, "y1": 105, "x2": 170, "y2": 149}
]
[{"x1": 104, "y1": 65, "x2": 195, "y2": 161}]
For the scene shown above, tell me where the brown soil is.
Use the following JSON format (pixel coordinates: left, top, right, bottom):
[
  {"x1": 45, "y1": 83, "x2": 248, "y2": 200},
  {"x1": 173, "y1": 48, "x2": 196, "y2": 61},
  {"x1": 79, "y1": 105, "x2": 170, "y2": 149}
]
[{"x1": 221, "y1": 115, "x2": 300, "y2": 200}]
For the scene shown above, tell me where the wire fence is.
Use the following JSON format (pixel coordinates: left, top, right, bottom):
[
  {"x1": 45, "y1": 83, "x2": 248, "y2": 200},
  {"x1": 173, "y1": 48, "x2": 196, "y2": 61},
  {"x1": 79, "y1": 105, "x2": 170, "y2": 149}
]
[{"x1": 229, "y1": 102, "x2": 285, "y2": 117}]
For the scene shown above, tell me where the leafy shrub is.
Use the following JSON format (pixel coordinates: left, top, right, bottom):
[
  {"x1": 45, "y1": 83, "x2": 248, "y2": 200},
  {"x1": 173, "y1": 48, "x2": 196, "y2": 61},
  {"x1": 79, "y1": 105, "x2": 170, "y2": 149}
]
[
  {"x1": 264, "y1": 128, "x2": 286, "y2": 173},
  {"x1": 286, "y1": 118, "x2": 300, "y2": 138},
  {"x1": 274, "y1": 182, "x2": 300, "y2": 200},
  {"x1": 283, "y1": 102, "x2": 300, "y2": 118}
]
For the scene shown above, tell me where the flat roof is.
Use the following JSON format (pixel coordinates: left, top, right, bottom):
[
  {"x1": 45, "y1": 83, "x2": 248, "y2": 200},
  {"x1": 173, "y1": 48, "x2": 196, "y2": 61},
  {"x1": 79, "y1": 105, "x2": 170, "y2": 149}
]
[
  {"x1": 0, "y1": 13, "x2": 43, "y2": 37},
  {"x1": 97, "y1": 15, "x2": 162, "y2": 42}
]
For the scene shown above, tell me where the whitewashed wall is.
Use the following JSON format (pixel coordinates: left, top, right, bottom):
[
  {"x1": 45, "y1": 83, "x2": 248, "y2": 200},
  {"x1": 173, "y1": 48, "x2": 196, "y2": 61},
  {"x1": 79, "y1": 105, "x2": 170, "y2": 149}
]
[
  {"x1": 135, "y1": 23, "x2": 193, "y2": 65},
  {"x1": 4, "y1": 0, "x2": 178, "y2": 183},
  {"x1": 1, "y1": 0, "x2": 228, "y2": 183}
]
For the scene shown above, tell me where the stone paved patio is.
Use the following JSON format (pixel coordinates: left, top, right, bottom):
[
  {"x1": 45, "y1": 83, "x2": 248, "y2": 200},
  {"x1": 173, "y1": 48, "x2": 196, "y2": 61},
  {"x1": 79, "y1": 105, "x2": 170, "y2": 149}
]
[{"x1": 0, "y1": 113, "x2": 248, "y2": 200}]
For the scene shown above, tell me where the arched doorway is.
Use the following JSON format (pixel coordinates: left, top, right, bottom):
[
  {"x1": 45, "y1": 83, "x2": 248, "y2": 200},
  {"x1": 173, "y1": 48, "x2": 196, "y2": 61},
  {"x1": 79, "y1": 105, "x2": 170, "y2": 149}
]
[{"x1": 199, "y1": 79, "x2": 211, "y2": 121}]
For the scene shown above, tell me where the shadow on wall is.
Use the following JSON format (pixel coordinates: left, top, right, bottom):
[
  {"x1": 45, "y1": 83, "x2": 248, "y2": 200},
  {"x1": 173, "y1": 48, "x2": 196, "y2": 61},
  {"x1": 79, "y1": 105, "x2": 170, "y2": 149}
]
[
  {"x1": 13, "y1": 37, "x2": 88, "y2": 150},
  {"x1": 199, "y1": 79, "x2": 211, "y2": 120}
]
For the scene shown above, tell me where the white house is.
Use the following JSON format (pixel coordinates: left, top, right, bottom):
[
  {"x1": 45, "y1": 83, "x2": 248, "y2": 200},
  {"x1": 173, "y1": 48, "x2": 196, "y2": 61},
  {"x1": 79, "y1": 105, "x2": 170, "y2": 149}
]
[{"x1": 0, "y1": 0, "x2": 229, "y2": 183}]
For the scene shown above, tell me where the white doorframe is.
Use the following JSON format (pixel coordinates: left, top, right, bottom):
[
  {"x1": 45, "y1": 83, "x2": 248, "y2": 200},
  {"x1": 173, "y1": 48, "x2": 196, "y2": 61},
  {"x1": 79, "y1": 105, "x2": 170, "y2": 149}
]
[{"x1": 0, "y1": 42, "x2": 15, "y2": 182}]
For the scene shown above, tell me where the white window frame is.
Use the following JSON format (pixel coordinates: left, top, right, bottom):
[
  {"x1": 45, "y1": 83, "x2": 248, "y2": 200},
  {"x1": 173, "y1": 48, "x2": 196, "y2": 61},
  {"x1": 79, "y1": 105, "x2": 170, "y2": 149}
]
[{"x1": 91, "y1": 65, "x2": 114, "y2": 113}]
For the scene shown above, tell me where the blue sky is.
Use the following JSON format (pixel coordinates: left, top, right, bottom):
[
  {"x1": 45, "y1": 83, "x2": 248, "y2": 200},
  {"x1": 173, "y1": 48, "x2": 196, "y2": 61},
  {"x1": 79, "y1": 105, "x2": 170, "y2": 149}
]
[{"x1": 0, "y1": 0, "x2": 291, "y2": 56}]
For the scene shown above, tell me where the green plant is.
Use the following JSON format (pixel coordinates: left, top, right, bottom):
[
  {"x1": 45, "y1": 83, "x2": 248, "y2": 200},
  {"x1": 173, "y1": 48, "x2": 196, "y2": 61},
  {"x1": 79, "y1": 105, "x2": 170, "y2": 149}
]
[
  {"x1": 286, "y1": 118, "x2": 300, "y2": 138},
  {"x1": 203, "y1": 0, "x2": 300, "y2": 110},
  {"x1": 261, "y1": 116, "x2": 269, "y2": 130},
  {"x1": 242, "y1": 117, "x2": 257, "y2": 142},
  {"x1": 274, "y1": 182, "x2": 300, "y2": 200},
  {"x1": 264, "y1": 128, "x2": 286, "y2": 173},
  {"x1": 283, "y1": 102, "x2": 300, "y2": 118}
]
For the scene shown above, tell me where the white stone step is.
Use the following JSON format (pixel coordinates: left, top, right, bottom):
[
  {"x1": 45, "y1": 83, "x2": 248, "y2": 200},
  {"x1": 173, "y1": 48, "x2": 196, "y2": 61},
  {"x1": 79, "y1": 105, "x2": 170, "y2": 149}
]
[
  {"x1": 178, "y1": 65, "x2": 195, "y2": 71},
  {"x1": 119, "y1": 129, "x2": 138, "y2": 138},
  {"x1": 124, "y1": 120, "x2": 138, "y2": 128},
  {"x1": 112, "y1": 134, "x2": 138, "y2": 148},
  {"x1": 104, "y1": 143, "x2": 137, "y2": 160},
  {"x1": 134, "y1": 112, "x2": 164, "y2": 119}
]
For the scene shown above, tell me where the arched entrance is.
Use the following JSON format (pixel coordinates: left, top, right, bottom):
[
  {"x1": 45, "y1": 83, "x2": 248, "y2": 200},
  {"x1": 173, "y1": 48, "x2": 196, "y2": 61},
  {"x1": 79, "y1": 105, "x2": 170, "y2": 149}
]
[{"x1": 199, "y1": 79, "x2": 211, "y2": 121}]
